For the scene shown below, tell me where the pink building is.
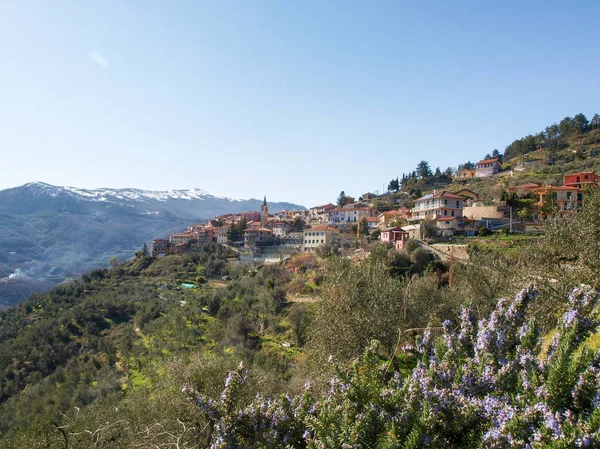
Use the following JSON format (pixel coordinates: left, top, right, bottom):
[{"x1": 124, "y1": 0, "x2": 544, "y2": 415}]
[{"x1": 380, "y1": 226, "x2": 409, "y2": 250}]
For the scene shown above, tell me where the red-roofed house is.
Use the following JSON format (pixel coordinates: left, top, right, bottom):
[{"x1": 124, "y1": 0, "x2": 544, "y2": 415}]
[
  {"x1": 328, "y1": 206, "x2": 376, "y2": 232},
  {"x1": 270, "y1": 221, "x2": 292, "y2": 237},
  {"x1": 380, "y1": 226, "x2": 409, "y2": 250},
  {"x1": 428, "y1": 217, "x2": 459, "y2": 236},
  {"x1": 411, "y1": 191, "x2": 464, "y2": 221},
  {"x1": 475, "y1": 158, "x2": 502, "y2": 177},
  {"x1": 564, "y1": 172, "x2": 599, "y2": 189},
  {"x1": 378, "y1": 208, "x2": 411, "y2": 229},
  {"x1": 536, "y1": 185, "x2": 583, "y2": 217},
  {"x1": 365, "y1": 217, "x2": 380, "y2": 233}
]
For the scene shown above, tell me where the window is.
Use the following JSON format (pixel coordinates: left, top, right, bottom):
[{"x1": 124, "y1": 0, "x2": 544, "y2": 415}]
[
  {"x1": 456, "y1": 200, "x2": 460, "y2": 207},
  {"x1": 444, "y1": 210, "x2": 447, "y2": 216},
  {"x1": 451, "y1": 211, "x2": 455, "y2": 216},
  {"x1": 321, "y1": 239, "x2": 324, "y2": 243},
  {"x1": 321, "y1": 232, "x2": 325, "y2": 236},
  {"x1": 567, "y1": 192, "x2": 572, "y2": 200},
  {"x1": 552, "y1": 192, "x2": 558, "y2": 200},
  {"x1": 444, "y1": 199, "x2": 448, "y2": 205}
]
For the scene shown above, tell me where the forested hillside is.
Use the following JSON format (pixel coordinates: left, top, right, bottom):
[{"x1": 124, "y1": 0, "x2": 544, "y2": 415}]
[
  {"x1": 504, "y1": 113, "x2": 600, "y2": 161},
  {"x1": 2, "y1": 188, "x2": 600, "y2": 447}
]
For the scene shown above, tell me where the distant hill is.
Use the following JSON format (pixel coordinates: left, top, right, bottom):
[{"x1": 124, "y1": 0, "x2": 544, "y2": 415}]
[{"x1": 0, "y1": 182, "x2": 304, "y2": 306}]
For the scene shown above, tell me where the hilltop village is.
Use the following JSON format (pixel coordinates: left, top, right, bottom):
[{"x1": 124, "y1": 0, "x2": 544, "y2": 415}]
[{"x1": 151, "y1": 151, "x2": 600, "y2": 260}]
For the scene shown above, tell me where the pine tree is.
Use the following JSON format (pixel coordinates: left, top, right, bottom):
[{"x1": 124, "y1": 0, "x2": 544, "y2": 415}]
[
  {"x1": 337, "y1": 191, "x2": 348, "y2": 207},
  {"x1": 416, "y1": 161, "x2": 432, "y2": 179},
  {"x1": 358, "y1": 217, "x2": 369, "y2": 236}
]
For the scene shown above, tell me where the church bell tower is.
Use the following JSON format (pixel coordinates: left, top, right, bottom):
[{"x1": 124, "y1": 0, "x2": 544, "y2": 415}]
[{"x1": 261, "y1": 196, "x2": 268, "y2": 228}]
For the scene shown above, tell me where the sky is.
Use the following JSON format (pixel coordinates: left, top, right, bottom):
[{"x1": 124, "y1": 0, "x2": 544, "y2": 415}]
[{"x1": 1, "y1": 1, "x2": 599, "y2": 207}]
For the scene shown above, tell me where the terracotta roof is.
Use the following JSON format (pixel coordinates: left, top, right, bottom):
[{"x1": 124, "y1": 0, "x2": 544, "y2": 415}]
[
  {"x1": 378, "y1": 208, "x2": 409, "y2": 216},
  {"x1": 476, "y1": 158, "x2": 501, "y2": 165},
  {"x1": 244, "y1": 227, "x2": 273, "y2": 233},
  {"x1": 537, "y1": 185, "x2": 582, "y2": 192},
  {"x1": 416, "y1": 191, "x2": 464, "y2": 201},
  {"x1": 171, "y1": 231, "x2": 194, "y2": 237},
  {"x1": 311, "y1": 203, "x2": 335, "y2": 210},
  {"x1": 455, "y1": 189, "x2": 479, "y2": 197},
  {"x1": 366, "y1": 217, "x2": 380, "y2": 222},
  {"x1": 565, "y1": 171, "x2": 597, "y2": 176},
  {"x1": 384, "y1": 226, "x2": 408, "y2": 232}
]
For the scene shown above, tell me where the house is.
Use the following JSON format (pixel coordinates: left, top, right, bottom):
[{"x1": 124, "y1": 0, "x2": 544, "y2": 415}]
[
  {"x1": 410, "y1": 191, "x2": 464, "y2": 221},
  {"x1": 563, "y1": 172, "x2": 599, "y2": 189},
  {"x1": 243, "y1": 228, "x2": 273, "y2": 247},
  {"x1": 309, "y1": 203, "x2": 335, "y2": 216},
  {"x1": 308, "y1": 204, "x2": 335, "y2": 224},
  {"x1": 378, "y1": 208, "x2": 411, "y2": 229},
  {"x1": 195, "y1": 228, "x2": 212, "y2": 244},
  {"x1": 455, "y1": 189, "x2": 480, "y2": 206},
  {"x1": 169, "y1": 231, "x2": 196, "y2": 245},
  {"x1": 365, "y1": 217, "x2": 380, "y2": 233},
  {"x1": 453, "y1": 169, "x2": 476, "y2": 181},
  {"x1": 216, "y1": 227, "x2": 229, "y2": 244},
  {"x1": 151, "y1": 239, "x2": 169, "y2": 256},
  {"x1": 475, "y1": 158, "x2": 502, "y2": 177},
  {"x1": 457, "y1": 217, "x2": 479, "y2": 236},
  {"x1": 240, "y1": 211, "x2": 261, "y2": 222},
  {"x1": 302, "y1": 226, "x2": 340, "y2": 252},
  {"x1": 508, "y1": 183, "x2": 540, "y2": 195},
  {"x1": 328, "y1": 206, "x2": 376, "y2": 232},
  {"x1": 536, "y1": 185, "x2": 583, "y2": 217},
  {"x1": 380, "y1": 226, "x2": 409, "y2": 250},
  {"x1": 428, "y1": 217, "x2": 459, "y2": 236},
  {"x1": 360, "y1": 192, "x2": 377, "y2": 201},
  {"x1": 270, "y1": 221, "x2": 291, "y2": 237}
]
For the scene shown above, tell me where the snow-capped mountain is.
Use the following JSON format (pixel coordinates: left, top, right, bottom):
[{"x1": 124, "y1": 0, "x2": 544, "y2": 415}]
[
  {"x1": 0, "y1": 182, "x2": 305, "y2": 306},
  {"x1": 27, "y1": 182, "x2": 233, "y2": 202}
]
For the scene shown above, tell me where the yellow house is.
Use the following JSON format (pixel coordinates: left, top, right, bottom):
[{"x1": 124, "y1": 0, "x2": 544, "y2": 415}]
[
  {"x1": 453, "y1": 169, "x2": 476, "y2": 181},
  {"x1": 378, "y1": 208, "x2": 411, "y2": 229}
]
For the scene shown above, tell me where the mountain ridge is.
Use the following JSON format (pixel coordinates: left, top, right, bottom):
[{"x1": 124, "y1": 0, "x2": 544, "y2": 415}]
[{"x1": 0, "y1": 182, "x2": 305, "y2": 307}]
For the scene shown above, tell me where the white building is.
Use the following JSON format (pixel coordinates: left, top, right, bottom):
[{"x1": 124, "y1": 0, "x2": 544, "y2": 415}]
[
  {"x1": 303, "y1": 226, "x2": 340, "y2": 252},
  {"x1": 327, "y1": 206, "x2": 375, "y2": 232}
]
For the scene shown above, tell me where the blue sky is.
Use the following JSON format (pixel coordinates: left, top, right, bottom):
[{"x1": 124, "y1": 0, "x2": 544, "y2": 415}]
[{"x1": 1, "y1": 1, "x2": 599, "y2": 207}]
